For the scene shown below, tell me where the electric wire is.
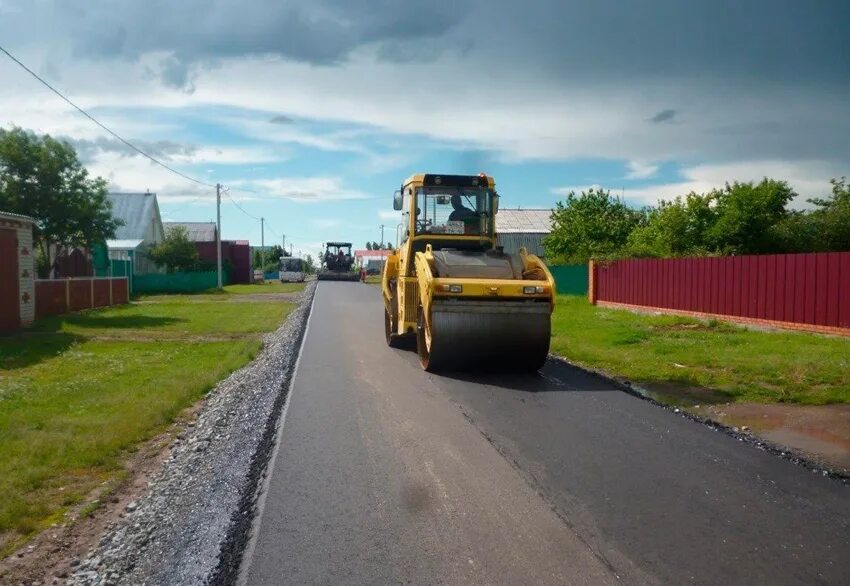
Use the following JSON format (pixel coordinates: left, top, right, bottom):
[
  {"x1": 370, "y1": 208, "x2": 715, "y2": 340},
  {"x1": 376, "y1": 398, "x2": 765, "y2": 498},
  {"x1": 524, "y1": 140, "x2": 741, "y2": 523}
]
[{"x1": 0, "y1": 43, "x2": 216, "y2": 189}]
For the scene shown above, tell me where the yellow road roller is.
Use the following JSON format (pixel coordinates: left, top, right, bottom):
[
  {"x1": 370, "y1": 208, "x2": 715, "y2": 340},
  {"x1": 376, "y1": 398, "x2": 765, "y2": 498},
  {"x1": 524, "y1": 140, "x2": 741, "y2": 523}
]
[{"x1": 381, "y1": 173, "x2": 556, "y2": 372}]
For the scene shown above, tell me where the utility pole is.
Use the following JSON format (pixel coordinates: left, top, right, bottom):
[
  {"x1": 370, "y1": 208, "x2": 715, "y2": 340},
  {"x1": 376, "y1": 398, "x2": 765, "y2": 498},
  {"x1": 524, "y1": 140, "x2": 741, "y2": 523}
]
[
  {"x1": 216, "y1": 183, "x2": 222, "y2": 289},
  {"x1": 282, "y1": 234, "x2": 285, "y2": 253},
  {"x1": 380, "y1": 224, "x2": 384, "y2": 248},
  {"x1": 261, "y1": 217, "x2": 265, "y2": 250}
]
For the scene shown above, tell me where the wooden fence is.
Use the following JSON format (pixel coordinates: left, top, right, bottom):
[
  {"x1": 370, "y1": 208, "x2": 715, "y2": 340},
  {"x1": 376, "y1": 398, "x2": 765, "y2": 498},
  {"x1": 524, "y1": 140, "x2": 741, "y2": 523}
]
[
  {"x1": 35, "y1": 277, "x2": 129, "y2": 318},
  {"x1": 590, "y1": 252, "x2": 850, "y2": 336}
]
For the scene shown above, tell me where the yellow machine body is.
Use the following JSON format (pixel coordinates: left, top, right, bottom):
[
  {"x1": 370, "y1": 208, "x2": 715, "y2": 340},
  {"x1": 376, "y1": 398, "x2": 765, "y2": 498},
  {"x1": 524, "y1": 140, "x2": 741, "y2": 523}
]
[{"x1": 381, "y1": 173, "x2": 556, "y2": 371}]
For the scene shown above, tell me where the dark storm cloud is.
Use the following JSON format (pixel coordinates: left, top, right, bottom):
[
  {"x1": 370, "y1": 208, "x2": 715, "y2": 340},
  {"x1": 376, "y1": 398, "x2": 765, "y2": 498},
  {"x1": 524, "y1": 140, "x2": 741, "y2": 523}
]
[
  {"x1": 158, "y1": 55, "x2": 196, "y2": 93},
  {"x1": 649, "y1": 110, "x2": 676, "y2": 124},
  {"x1": 2, "y1": 0, "x2": 847, "y2": 87},
  {"x1": 66, "y1": 0, "x2": 472, "y2": 66},
  {"x1": 472, "y1": 0, "x2": 850, "y2": 85}
]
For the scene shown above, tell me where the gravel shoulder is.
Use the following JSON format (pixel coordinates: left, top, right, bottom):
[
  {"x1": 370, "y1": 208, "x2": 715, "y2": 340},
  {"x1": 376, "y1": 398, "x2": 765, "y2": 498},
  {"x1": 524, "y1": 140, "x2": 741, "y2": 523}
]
[{"x1": 64, "y1": 281, "x2": 316, "y2": 586}]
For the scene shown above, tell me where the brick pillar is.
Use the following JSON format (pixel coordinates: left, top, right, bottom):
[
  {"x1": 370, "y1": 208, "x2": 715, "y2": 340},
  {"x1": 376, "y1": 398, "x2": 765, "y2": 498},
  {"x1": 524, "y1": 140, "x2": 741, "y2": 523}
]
[{"x1": 588, "y1": 260, "x2": 597, "y2": 305}]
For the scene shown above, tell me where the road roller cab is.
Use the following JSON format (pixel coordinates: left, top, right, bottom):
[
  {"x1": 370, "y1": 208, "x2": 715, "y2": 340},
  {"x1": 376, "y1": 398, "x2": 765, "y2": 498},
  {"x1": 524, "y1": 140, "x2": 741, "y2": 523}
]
[{"x1": 381, "y1": 173, "x2": 556, "y2": 372}]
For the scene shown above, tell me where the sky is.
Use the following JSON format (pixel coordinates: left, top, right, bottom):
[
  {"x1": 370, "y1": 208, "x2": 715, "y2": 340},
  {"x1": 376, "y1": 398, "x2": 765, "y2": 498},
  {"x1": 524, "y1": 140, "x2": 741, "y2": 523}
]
[{"x1": 1, "y1": 0, "x2": 848, "y2": 255}]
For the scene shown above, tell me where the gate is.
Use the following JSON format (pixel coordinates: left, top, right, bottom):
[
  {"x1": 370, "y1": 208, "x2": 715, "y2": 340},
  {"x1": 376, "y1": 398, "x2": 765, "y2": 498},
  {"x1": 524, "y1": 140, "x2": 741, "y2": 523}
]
[{"x1": 0, "y1": 228, "x2": 20, "y2": 333}]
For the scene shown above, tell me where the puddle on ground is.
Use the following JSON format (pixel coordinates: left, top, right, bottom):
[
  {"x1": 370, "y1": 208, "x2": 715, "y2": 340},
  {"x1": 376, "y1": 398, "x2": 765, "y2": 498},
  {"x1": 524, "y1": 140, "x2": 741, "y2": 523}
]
[{"x1": 635, "y1": 383, "x2": 850, "y2": 473}]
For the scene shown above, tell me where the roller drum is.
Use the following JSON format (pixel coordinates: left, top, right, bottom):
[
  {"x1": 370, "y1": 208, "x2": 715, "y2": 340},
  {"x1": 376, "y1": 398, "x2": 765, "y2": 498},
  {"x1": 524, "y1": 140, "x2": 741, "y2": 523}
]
[
  {"x1": 418, "y1": 300, "x2": 551, "y2": 372},
  {"x1": 318, "y1": 271, "x2": 359, "y2": 281}
]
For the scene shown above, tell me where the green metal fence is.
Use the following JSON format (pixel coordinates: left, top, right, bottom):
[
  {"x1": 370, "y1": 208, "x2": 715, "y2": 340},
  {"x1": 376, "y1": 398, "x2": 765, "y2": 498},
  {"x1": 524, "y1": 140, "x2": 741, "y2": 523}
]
[
  {"x1": 132, "y1": 271, "x2": 229, "y2": 294},
  {"x1": 550, "y1": 264, "x2": 588, "y2": 296}
]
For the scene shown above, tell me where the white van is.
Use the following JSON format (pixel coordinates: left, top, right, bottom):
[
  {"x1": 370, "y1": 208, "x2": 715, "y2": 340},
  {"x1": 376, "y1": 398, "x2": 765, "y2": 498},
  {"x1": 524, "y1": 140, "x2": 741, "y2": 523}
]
[{"x1": 279, "y1": 257, "x2": 306, "y2": 283}]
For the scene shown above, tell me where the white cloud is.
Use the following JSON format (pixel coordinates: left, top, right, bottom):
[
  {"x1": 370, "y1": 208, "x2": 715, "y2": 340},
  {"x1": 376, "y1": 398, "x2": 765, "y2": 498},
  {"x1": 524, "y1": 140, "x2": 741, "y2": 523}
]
[
  {"x1": 0, "y1": 5, "x2": 846, "y2": 204},
  {"x1": 555, "y1": 160, "x2": 844, "y2": 208},
  {"x1": 312, "y1": 218, "x2": 342, "y2": 229},
  {"x1": 237, "y1": 176, "x2": 370, "y2": 202},
  {"x1": 378, "y1": 210, "x2": 400, "y2": 220},
  {"x1": 625, "y1": 161, "x2": 659, "y2": 180},
  {"x1": 551, "y1": 184, "x2": 602, "y2": 197},
  {"x1": 167, "y1": 145, "x2": 286, "y2": 166}
]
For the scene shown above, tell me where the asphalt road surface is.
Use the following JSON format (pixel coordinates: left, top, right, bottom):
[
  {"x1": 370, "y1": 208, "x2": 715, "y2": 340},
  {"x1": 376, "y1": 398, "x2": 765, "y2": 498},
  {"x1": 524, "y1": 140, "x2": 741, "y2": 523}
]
[{"x1": 241, "y1": 282, "x2": 849, "y2": 585}]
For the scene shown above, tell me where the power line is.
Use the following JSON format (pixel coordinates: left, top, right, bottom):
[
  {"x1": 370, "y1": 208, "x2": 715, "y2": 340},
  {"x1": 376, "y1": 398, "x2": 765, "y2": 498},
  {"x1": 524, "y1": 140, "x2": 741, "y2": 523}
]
[
  {"x1": 264, "y1": 220, "x2": 280, "y2": 237},
  {"x1": 223, "y1": 189, "x2": 262, "y2": 221},
  {"x1": 0, "y1": 43, "x2": 216, "y2": 189},
  {"x1": 1, "y1": 42, "x2": 292, "y2": 266}
]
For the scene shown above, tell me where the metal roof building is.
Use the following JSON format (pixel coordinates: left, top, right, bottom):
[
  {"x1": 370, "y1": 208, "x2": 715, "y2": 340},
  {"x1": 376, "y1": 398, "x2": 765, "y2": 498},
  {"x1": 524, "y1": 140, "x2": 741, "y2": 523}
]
[
  {"x1": 106, "y1": 192, "x2": 165, "y2": 273},
  {"x1": 163, "y1": 221, "x2": 217, "y2": 242},
  {"x1": 496, "y1": 208, "x2": 553, "y2": 257}
]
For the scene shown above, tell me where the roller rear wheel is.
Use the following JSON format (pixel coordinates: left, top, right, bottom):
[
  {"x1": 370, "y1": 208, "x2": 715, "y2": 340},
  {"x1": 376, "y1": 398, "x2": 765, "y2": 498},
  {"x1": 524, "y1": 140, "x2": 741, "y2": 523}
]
[
  {"x1": 416, "y1": 306, "x2": 441, "y2": 371},
  {"x1": 384, "y1": 299, "x2": 405, "y2": 348}
]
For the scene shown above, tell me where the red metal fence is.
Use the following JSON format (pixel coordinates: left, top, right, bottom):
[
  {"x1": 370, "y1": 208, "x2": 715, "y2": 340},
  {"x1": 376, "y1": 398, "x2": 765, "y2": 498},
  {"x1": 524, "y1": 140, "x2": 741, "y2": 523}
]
[
  {"x1": 35, "y1": 277, "x2": 130, "y2": 318},
  {"x1": 591, "y1": 252, "x2": 850, "y2": 335},
  {"x1": 195, "y1": 240, "x2": 251, "y2": 284}
]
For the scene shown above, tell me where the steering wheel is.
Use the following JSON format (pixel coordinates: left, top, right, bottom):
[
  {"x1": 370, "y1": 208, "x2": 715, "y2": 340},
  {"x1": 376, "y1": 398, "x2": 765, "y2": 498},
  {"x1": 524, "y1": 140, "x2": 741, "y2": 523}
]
[{"x1": 416, "y1": 218, "x2": 433, "y2": 231}]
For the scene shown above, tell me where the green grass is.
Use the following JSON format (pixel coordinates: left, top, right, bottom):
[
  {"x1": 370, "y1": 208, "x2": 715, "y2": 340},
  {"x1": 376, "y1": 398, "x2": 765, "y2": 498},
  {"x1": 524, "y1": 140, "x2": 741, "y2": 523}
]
[
  {"x1": 550, "y1": 295, "x2": 850, "y2": 405},
  {"x1": 30, "y1": 299, "x2": 290, "y2": 338},
  {"x1": 0, "y1": 287, "x2": 295, "y2": 553},
  {"x1": 133, "y1": 281, "x2": 306, "y2": 302},
  {"x1": 223, "y1": 281, "x2": 306, "y2": 295}
]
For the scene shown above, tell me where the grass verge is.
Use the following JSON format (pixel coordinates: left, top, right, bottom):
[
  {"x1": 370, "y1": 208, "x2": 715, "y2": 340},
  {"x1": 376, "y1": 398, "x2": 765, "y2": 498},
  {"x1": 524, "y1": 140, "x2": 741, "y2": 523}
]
[
  {"x1": 0, "y1": 285, "x2": 296, "y2": 554},
  {"x1": 551, "y1": 295, "x2": 850, "y2": 405},
  {"x1": 223, "y1": 281, "x2": 306, "y2": 295}
]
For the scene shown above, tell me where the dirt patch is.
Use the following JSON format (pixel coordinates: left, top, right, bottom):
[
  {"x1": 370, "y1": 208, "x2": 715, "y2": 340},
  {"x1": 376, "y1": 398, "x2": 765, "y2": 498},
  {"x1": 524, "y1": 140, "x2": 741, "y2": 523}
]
[
  {"x1": 644, "y1": 381, "x2": 732, "y2": 405},
  {"x1": 649, "y1": 322, "x2": 720, "y2": 332},
  {"x1": 0, "y1": 402, "x2": 205, "y2": 585},
  {"x1": 689, "y1": 402, "x2": 850, "y2": 473}
]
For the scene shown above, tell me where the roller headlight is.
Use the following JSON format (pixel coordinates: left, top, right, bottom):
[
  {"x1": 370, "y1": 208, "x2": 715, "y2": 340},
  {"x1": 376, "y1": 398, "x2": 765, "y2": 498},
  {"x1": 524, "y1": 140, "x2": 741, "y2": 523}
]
[{"x1": 439, "y1": 284, "x2": 463, "y2": 293}]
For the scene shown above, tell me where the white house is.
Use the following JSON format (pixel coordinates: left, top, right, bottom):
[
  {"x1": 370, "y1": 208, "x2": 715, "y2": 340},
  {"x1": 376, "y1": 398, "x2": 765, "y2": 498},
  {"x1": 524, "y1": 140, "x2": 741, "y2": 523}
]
[{"x1": 107, "y1": 192, "x2": 165, "y2": 274}]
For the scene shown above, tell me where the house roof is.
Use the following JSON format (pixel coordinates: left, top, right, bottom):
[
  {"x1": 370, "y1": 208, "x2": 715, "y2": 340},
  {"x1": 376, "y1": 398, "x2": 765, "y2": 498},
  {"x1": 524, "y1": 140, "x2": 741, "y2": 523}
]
[
  {"x1": 106, "y1": 239, "x2": 144, "y2": 250},
  {"x1": 163, "y1": 221, "x2": 217, "y2": 242},
  {"x1": 0, "y1": 210, "x2": 35, "y2": 223},
  {"x1": 108, "y1": 192, "x2": 160, "y2": 240},
  {"x1": 354, "y1": 249, "x2": 391, "y2": 258},
  {"x1": 496, "y1": 208, "x2": 553, "y2": 233}
]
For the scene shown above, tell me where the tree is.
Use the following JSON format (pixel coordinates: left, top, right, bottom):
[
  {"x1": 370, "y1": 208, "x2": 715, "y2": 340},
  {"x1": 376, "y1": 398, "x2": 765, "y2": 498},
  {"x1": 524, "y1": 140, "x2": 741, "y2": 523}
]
[
  {"x1": 543, "y1": 188, "x2": 643, "y2": 262},
  {"x1": 626, "y1": 192, "x2": 716, "y2": 257},
  {"x1": 0, "y1": 127, "x2": 121, "y2": 276},
  {"x1": 806, "y1": 177, "x2": 850, "y2": 251},
  {"x1": 269, "y1": 245, "x2": 284, "y2": 263},
  {"x1": 148, "y1": 226, "x2": 199, "y2": 273},
  {"x1": 366, "y1": 242, "x2": 373, "y2": 250},
  {"x1": 303, "y1": 254, "x2": 316, "y2": 274},
  {"x1": 773, "y1": 177, "x2": 850, "y2": 252},
  {"x1": 707, "y1": 179, "x2": 795, "y2": 254}
]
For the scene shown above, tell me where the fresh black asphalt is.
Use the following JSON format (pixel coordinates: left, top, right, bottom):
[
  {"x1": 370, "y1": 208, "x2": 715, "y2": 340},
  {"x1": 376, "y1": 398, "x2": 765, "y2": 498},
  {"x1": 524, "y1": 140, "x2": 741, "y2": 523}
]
[{"x1": 241, "y1": 282, "x2": 849, "y2": 585}]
